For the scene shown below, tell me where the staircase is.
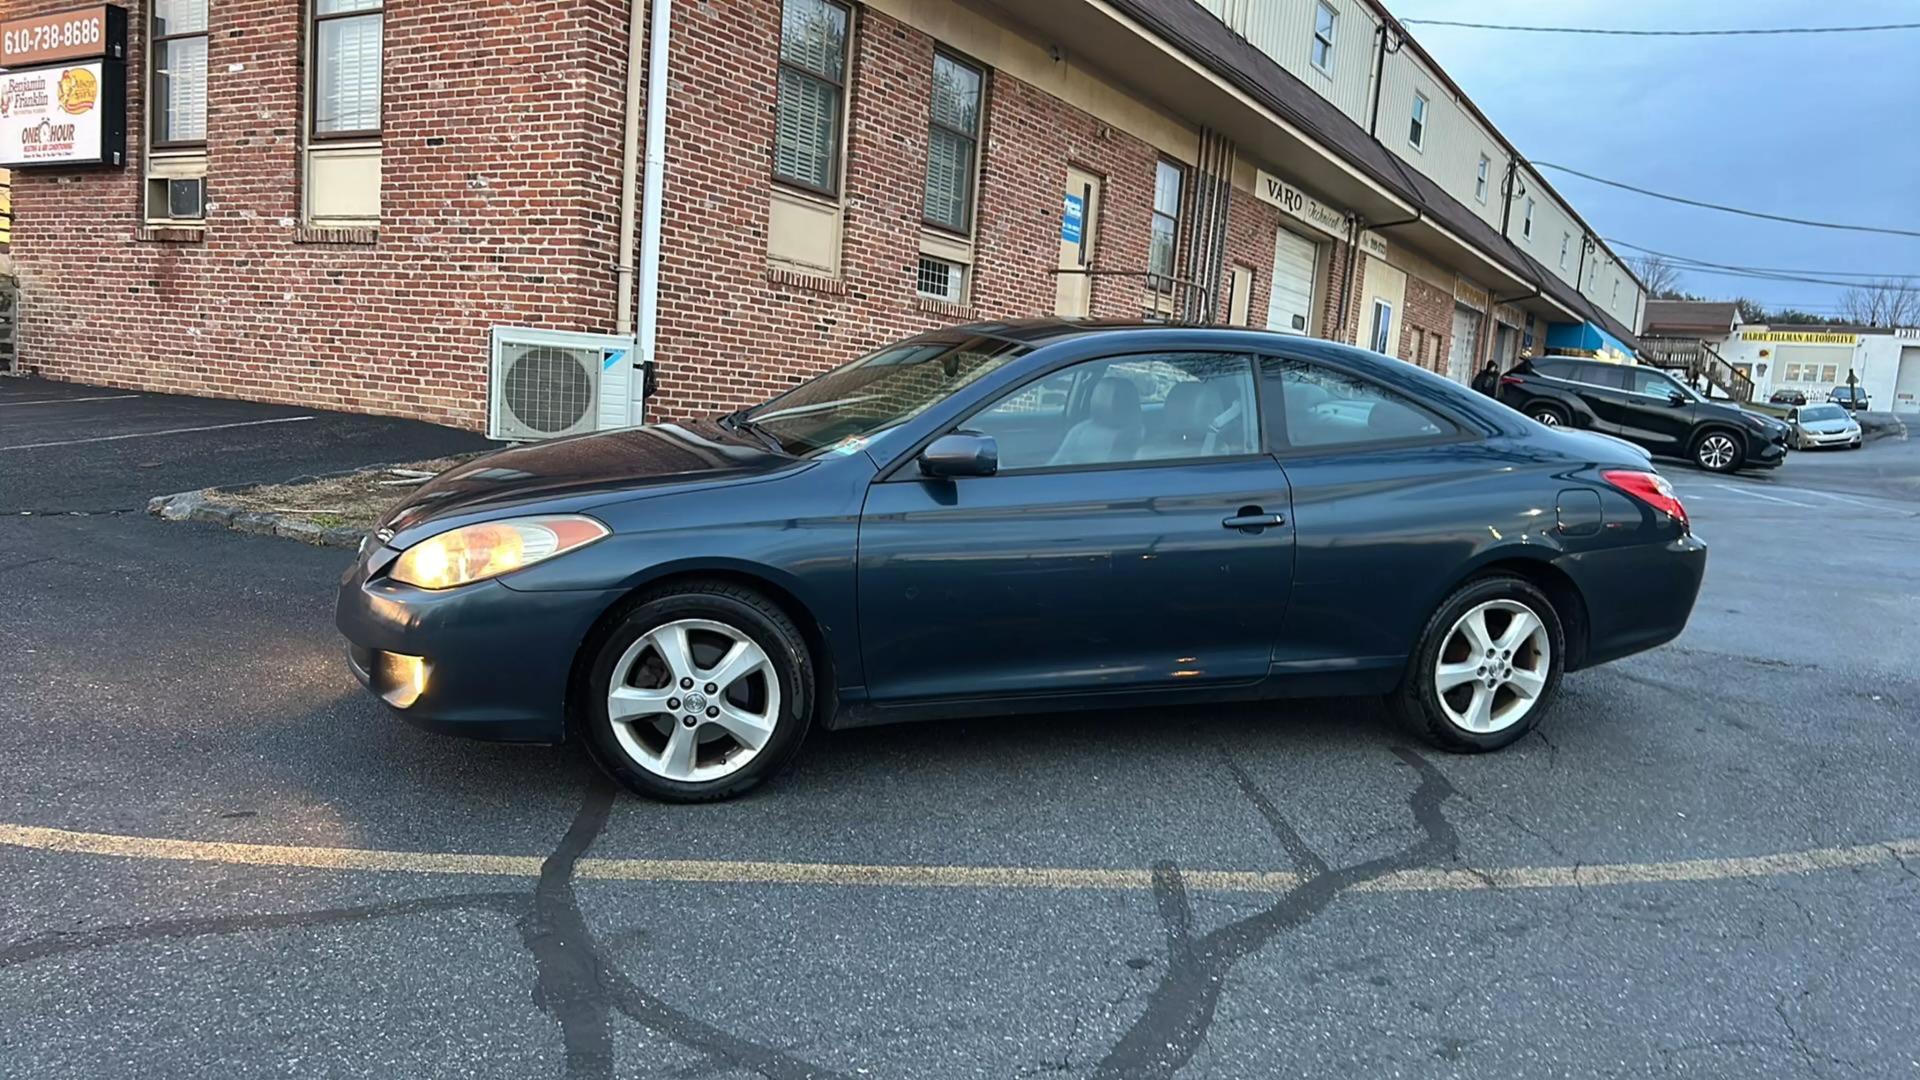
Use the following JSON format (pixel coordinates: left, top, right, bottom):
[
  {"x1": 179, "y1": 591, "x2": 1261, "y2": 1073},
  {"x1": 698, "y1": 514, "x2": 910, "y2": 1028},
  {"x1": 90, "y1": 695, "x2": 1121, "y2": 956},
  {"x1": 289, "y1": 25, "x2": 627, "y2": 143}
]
[{"x1": 1640, "y1": 336, "x2": 1753, "y2": 403}]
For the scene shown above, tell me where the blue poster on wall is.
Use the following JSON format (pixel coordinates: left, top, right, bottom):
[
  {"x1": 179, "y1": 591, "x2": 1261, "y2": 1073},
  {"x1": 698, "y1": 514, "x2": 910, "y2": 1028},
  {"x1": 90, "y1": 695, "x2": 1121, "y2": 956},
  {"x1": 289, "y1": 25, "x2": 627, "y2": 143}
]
[{"x1": 1061, "y1": 193, "x2": 1084, "y2": 245}]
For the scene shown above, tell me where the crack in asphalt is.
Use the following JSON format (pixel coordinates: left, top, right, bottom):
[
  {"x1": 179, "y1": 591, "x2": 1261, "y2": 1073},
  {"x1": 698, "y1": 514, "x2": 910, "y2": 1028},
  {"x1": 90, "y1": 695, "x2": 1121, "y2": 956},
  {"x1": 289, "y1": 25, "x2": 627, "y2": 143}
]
[
  {"x1": 524, "y1": 782, "x2": 850, "y2": 1080},
  {"x1": 0, "y1": 892, "x2": 530, "y2": 969},
  {"x1": 2, "y1": 787, "x2": 847, "y2": 1080},
  {"x1": 1087, "y1": 748, "x2": 1463, "y2": 1080}
]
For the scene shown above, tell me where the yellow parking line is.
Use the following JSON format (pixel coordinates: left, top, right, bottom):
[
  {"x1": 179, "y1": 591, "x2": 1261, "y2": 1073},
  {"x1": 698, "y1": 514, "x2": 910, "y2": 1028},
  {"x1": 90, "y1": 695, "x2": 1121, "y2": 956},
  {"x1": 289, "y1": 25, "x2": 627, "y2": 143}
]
[{"x1": 1, "y1": 822, "x2": 1914, "y2": 896}]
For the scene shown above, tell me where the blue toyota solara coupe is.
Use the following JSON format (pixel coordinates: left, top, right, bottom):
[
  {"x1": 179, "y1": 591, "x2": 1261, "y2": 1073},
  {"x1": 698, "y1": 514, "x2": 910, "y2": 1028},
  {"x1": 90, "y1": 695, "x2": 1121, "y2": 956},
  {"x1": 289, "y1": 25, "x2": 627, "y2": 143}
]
[{"x1": 338, "y1": 322, "x2": 1705, "y2": 801}]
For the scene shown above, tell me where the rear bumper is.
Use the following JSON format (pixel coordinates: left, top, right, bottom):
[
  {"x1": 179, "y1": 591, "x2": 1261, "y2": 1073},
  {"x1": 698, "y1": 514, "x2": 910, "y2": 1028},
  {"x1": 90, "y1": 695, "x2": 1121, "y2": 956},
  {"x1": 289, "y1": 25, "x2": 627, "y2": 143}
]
[
  {"x1": 1565, "y1": 534, "x2": 1708, "y2": 670},
  {"x1": 336, "y1": 560, "x2": 623, "y2": 744}
]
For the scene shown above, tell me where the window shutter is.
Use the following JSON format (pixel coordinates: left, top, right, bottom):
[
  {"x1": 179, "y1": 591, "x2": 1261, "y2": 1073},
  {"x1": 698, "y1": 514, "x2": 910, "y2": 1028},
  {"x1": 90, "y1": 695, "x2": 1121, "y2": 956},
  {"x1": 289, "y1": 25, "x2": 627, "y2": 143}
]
[{"x1": 924, "y1": 129, "x2": 971, "y2": 230}]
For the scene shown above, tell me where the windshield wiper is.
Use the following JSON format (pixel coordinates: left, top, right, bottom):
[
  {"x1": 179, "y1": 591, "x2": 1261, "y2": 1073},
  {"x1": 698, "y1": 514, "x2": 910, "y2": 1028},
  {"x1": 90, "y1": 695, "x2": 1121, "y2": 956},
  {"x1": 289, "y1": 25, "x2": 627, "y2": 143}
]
[{"x1": 719, "y1": 409, "x2": 784, "y2": 453}]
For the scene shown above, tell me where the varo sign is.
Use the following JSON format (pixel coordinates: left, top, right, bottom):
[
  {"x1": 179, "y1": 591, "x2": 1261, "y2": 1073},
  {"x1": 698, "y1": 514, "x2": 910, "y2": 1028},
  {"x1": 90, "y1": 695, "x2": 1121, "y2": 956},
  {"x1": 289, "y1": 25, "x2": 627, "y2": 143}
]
[
  {"x1": 0, "y1": 5, "x2": 127, "y2": 169},
  {"x1": 1254, "y1": 168, "x2": 1349, "y2": 240}
]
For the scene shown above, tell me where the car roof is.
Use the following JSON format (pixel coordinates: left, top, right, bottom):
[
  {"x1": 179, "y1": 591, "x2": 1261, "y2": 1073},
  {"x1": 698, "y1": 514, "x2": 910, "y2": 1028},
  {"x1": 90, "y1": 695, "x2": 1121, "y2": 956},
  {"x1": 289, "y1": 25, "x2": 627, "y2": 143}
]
[{"x1": 934, "y1": 319, "x2": 1389, "y2": 364}]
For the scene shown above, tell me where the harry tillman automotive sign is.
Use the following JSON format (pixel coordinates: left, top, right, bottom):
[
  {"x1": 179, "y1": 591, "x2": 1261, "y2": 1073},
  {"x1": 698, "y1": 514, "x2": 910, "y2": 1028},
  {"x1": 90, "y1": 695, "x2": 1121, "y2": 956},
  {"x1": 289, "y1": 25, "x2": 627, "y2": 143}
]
[{"x1": 0, "y1": 5, "x2": 127, "y2": 168}]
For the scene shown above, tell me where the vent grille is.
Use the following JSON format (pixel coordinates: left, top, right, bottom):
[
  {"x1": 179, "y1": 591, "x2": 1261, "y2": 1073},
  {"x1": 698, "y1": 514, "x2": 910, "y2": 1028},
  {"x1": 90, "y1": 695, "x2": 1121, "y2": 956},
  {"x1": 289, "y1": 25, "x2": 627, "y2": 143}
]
[{"x1": 500, "y1": 345, "x2": 596, "y2": 436}]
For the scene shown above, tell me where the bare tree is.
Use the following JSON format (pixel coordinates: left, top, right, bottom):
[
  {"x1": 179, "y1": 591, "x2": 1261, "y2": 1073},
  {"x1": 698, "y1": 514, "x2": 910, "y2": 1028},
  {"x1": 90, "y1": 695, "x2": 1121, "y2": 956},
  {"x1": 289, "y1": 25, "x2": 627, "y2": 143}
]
[
  {"x1": 1628, "y1": 253, "x2": 1685, "y2": 298},
  {"x1": 1838, "y1": 279, "x2": 1920, "y2": 327}
]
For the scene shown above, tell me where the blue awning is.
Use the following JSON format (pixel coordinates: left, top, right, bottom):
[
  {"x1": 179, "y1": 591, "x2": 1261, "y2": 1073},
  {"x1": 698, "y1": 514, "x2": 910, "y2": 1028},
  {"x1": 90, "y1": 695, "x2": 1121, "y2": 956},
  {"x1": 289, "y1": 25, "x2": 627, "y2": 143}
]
[{"x1": 1545, "y1": 322, "x2": 1635, "y2": 360}]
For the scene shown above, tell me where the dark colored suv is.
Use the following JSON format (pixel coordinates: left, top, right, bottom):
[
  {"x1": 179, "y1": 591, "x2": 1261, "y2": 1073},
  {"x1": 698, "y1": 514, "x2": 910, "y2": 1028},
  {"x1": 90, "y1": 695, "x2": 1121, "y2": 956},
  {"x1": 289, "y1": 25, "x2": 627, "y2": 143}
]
[{"x1": 1500, "y1": 357, "x2": 1789, "y2": 473}]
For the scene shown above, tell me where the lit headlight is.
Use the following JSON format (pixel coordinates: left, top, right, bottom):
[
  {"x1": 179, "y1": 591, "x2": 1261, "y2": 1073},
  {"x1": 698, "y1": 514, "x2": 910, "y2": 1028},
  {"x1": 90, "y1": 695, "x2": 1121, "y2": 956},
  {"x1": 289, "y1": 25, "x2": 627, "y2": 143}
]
[{"x1": 389, "y1": 515, "x2": 609, "y2": 590}]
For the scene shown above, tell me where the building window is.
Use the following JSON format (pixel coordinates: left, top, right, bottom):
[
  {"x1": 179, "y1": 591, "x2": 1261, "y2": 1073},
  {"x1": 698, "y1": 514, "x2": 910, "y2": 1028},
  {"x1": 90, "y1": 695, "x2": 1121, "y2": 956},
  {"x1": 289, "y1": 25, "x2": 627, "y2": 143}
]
[
  {"x1": 916, "y1": 254, "x2": 965, "y2": 303},
  {"x1": 924, "y1": 52, "x2": 983, "y2": 234},
  {"x1": 1474, "y1": 155, "x2": 1490, "y2": 203},
  {"x1": 312, "y1": 0, "x2": 383, "y2": 138},
  {"x1": 774, "y1": 0, "x2": 851, "y2": 196},
  {"x1": 1369, "y1": 299, "x2": 1393, "y2": 354},
  {"x1": 1523, "y1": 197, "x2": 1535, "y2": 238},
  {"x1": 1408, "y1": 92, "x2": 1427, "y2": 150},
  {"x1": 1310, "y1": 2, "x2": 1337, "y2": 74},
  {"x1": 147, "y1": 0, "x2": 209, "y2": 225},
  {"x1": 151, "y1": 0, "x2": 208, "y2": 147},
  {"x1": 1559, "y1": 231, "x2": 1571, "y2": 269},
  {"x1": 1150, "y1": 159, "x2": 1184, "y2": 295}
]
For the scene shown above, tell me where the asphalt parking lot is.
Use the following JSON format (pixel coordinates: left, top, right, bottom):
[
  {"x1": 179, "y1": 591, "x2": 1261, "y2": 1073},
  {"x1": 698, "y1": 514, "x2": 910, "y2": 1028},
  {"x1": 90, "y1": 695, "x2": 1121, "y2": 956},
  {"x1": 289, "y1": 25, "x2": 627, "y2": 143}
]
[{"x1": 4, "y1": 380, "x2": 1919, "y2": 1079}]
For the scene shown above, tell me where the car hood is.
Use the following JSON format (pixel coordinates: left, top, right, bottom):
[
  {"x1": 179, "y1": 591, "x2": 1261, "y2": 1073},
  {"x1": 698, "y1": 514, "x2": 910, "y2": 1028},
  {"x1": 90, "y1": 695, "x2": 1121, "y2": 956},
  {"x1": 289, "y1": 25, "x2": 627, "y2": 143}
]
[
  {"x1": 1802, "y1": 419, "x2": 1857, "y2": 433},
  {"x1": 378, "y1": 421, "x2": 802, "y2": 534},
  {"x1": 1706, "y1": 402, "x2": 1787, "y2": 437}
]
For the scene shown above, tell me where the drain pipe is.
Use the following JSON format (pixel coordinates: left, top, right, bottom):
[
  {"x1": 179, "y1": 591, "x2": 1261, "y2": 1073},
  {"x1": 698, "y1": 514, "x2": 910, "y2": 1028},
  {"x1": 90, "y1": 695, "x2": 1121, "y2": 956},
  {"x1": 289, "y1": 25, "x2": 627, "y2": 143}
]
[
  {"x1": 613, "y1": 0, "x2": 648, "y2": 339},
  {"x1": 632, "y1": 0, "x2": 674, "y2": 426}
]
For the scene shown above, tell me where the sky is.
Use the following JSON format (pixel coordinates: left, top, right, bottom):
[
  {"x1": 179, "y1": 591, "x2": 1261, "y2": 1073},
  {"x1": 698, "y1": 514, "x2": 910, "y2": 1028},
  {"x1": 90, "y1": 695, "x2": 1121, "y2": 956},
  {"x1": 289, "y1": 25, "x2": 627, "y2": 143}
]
[{"x1": 1386, "y1": 0, "x2": 1920, "y2": 319}]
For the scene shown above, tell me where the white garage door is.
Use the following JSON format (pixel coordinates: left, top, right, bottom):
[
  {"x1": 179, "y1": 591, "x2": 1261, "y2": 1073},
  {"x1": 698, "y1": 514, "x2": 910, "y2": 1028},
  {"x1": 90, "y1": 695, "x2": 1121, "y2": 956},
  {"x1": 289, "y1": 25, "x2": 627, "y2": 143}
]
[
  {"x1": 1447, "y1": 304, "x2": 1480, "y2": 383},
  {"x1": 1267, "y1": 228, "x2": 1318, "y2": 335},
  {"x1": 1895, "y1": 346, "x2": 1920, "y2": 414}
]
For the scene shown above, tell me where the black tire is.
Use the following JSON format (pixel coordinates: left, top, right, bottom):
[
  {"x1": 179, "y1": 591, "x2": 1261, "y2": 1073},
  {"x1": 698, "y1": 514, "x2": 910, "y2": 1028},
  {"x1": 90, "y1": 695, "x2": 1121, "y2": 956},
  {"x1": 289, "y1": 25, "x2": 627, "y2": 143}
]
[
  {"x1": 1528, "y1": 404, "x2": 1569, "y2": 427},
  {"x1": 578, "y1": 581, "x2": 814, "y2": 803},
  {"x1": 1389, "y1": 574, "x2": 1566, "y2": 753},
  {"x1": 1691, "y1": 428, "x2": 1744, "y2": 473}
]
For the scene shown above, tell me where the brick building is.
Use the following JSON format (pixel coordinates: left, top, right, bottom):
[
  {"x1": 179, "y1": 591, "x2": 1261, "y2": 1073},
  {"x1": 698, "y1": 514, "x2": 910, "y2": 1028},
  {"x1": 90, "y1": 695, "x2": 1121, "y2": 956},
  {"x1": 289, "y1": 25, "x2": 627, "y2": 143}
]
[{"x1": 2, "y1": 0, "x2": 1644, "y2": 434}]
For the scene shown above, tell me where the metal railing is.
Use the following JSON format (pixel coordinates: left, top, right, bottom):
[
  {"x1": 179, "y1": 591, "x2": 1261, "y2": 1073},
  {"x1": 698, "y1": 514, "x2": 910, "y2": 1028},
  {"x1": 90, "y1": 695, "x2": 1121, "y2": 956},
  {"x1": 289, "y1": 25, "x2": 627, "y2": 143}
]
[
  {"x1": 1640, "y1": 335, "x2": 1752, "y2": 403},
  {"x1": 1048, "y1": 266, "x2": 1217, "y2": 324}
]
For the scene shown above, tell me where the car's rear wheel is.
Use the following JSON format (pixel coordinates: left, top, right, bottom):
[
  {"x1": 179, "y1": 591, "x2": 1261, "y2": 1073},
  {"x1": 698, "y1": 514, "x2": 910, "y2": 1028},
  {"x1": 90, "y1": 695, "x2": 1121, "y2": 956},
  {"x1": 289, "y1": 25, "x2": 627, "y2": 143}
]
[
  {"x1": 1528, "y1": 405, "x2": 1568, "y2": 427},
  {"x1": 1391, "y1": 575, "x2": 1565, "y2": 752},
  {"x1": 580, "y1": 582, "x2": 813, "y2": 802},
  {"x1": 1693, "y1": 430, "x2": 1743, "y2": 472}
]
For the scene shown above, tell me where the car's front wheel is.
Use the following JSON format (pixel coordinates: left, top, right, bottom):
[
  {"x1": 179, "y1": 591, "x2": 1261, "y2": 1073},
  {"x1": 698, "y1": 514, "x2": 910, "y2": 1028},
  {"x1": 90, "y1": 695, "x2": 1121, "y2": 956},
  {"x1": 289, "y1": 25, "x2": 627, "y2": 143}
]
[
  {"x1": 1391, "y1": 575, "x2": 1565, "y2": 752},
  {"x1": 1693, "y1": 430, "x2": 1744, "y2": 472},
  {"x1": 581, "y1": 582, "x2": 814, "y2": 802}
]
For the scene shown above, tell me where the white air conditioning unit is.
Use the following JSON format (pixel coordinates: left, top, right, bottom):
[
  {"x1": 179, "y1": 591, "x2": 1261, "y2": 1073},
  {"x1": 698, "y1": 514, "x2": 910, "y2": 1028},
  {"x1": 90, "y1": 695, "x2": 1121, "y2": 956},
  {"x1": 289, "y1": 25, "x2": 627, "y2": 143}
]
[{"x1": 489, "y1": 327, "x2": 637, "y2": 441}]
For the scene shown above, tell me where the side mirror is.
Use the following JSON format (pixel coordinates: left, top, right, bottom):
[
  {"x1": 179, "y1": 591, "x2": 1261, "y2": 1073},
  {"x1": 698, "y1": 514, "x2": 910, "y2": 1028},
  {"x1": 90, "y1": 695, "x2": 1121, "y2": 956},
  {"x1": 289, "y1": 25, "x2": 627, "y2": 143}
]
[
  {"x1": 919, "y1": 432, "x2": 998, "y2": 478},
  {"x1": 1667, "y1": 391, "x2": 1687, "y2": 406}
]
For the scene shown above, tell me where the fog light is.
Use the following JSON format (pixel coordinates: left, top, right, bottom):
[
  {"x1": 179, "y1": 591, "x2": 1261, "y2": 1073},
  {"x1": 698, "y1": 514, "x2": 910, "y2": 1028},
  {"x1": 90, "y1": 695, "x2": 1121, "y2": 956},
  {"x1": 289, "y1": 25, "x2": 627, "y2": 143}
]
[{"x1": 376, "y1": 651, "x2": 429, "y2": 709}]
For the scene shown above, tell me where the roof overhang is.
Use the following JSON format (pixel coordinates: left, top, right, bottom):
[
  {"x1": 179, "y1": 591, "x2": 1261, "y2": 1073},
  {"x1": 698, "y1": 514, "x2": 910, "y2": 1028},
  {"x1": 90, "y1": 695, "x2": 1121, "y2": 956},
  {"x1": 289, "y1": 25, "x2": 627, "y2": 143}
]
[{"x1": 977, "y1": 0, "x2": 1414, "y2": 223}]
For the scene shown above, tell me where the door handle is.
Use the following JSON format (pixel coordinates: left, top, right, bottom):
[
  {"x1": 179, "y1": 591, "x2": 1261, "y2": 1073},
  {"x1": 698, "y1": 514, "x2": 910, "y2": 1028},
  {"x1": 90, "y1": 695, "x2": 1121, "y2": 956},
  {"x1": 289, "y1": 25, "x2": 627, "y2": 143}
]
[{"x1": 1222, "y1": 511, "x2": 1285, "y2": 530}]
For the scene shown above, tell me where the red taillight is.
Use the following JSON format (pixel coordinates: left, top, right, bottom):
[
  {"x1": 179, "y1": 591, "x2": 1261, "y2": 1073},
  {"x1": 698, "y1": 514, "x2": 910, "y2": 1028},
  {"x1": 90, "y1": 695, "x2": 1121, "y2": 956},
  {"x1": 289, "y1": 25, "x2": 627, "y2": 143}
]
[
  {"x1": 1499, "y1": 376, "x2": 1525, "y2": 386},
  {"x1": 1603, "y1": 469, "x2": 1688, "y2": 528}
]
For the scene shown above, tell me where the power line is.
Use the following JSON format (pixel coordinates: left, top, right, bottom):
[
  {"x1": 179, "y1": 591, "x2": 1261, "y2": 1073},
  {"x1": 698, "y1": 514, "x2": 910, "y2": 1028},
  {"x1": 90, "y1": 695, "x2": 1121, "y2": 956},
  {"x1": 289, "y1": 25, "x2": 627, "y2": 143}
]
[
  {"x1": 1400, "y1": 18, "x2": 1920, "y2": 37},
  {"x1": 1612, "y1": 238, "x2": 1912, "y2": 282},
  {"x1": 1531, "y1": 162, "x2": 1920, "y2": 239}
]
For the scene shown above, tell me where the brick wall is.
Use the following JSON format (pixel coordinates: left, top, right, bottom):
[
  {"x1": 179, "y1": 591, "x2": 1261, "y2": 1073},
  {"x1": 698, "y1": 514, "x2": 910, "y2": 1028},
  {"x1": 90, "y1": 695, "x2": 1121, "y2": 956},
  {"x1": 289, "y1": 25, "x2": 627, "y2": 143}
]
[
  {"x1": 1399, "y1": 273, "x2": 1454, "y2": 376},
  {"x1": 11, "y1": 0, "x2": 630, "y2": 428},
  {"x1": 11, "y1": 0, "x2": 1371, "y2": 430}
]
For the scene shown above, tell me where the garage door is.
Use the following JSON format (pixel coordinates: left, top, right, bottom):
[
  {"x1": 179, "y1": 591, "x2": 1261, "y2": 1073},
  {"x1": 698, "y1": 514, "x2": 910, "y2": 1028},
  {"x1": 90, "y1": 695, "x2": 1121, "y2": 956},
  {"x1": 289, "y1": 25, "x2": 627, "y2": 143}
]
[
  {"x1": 1267, "y1": 228, "x2": 1317, "y2": 335},
  {"x1": 1896, "y1": 346, "x2": 1920, "y2": 414},
  {"x1": 1447, "y1": 304, "x2": 1480, "y2": 383}
]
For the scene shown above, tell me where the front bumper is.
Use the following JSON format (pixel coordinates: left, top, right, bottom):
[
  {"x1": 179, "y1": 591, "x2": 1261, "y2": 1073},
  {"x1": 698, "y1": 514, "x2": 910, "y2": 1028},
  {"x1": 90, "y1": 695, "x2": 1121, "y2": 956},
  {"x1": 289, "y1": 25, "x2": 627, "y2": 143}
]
[
  {"x1": 336, "y1": 553, "x2": 624, "y2": 744},
  {"x1": 1797, "y1": 429, "x2": 1860, "y2": 448},
  {"x1": 1747, "y1": 432, "x2": 1789, "y2": 468}
]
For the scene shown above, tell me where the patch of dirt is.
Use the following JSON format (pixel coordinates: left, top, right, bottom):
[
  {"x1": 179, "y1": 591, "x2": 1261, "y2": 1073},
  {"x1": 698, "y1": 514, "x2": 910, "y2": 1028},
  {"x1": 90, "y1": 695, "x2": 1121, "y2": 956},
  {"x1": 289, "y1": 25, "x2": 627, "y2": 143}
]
[{"x1": 205, "y1": 458, "x2": 468, "y2": 531}]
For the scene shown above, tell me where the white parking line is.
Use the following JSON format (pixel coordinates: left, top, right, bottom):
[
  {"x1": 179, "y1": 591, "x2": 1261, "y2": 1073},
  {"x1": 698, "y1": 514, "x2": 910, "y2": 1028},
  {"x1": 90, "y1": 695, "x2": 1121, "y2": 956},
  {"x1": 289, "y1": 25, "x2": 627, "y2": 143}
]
[
  {"x1": 0, "y1": 394, "x2": 141, "y2": 408},
  {"x1": 1796, "y1": 489, "x2": 1889, "y2": 510},
  {"x1": 1711, "y1": 484, "x2": 1817, "y2": 508},
  {"x1": 0, "y1": 415, "x2": 316, "y2": 451}
]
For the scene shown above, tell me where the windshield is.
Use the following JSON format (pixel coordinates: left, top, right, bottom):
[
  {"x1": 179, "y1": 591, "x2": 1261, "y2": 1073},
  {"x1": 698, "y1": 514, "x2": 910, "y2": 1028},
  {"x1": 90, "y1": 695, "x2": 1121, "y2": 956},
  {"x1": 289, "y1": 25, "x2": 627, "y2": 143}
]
[
  {"x1": 741, "y1": 336, "x2": 1031, "y2": 457},
  {"x1": 1800, "y1": 405, "x2": 1847, "y2": 422}
]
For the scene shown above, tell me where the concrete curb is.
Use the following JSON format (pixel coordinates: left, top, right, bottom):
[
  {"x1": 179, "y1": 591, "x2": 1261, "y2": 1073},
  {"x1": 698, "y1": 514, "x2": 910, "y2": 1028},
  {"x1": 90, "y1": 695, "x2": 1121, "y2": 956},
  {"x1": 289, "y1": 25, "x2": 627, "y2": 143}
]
[{"x1": 147, "y1": 488, "x2": 368, "y2": 548}]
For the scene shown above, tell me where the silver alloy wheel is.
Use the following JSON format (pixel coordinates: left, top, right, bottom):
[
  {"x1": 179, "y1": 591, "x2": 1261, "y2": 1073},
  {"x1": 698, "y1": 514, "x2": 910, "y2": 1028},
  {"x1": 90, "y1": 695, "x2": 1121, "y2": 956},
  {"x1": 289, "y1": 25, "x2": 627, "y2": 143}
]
[
  {"x1": 606, "y1": 618, "x2": 780, "y2": 783},
  {"x1": 1531, "y1": 409, "x2": 1561, "y2": 427},
  {"x1": 1433, "y1": 599, "x2": 1550, "y2": 735},
  {"x1": 1697, "y1": 433, "x2": 1738, "y2": 470}
]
